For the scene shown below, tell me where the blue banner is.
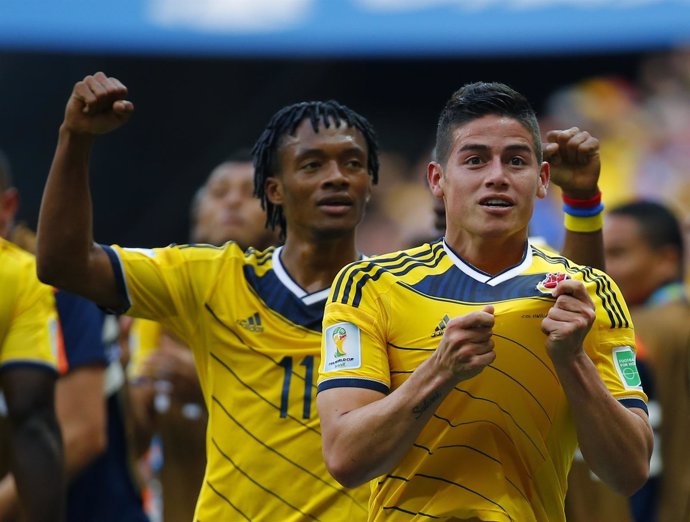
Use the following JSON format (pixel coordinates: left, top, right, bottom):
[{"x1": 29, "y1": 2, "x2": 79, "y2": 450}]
[{"x1": 1, "y1": 0, "x2": 689, "y2": 56}]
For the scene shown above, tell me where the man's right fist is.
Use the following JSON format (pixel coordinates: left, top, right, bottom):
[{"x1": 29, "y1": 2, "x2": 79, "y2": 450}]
[{"x1": 63, "y1": 72, "x2": 134, "y2": 135}]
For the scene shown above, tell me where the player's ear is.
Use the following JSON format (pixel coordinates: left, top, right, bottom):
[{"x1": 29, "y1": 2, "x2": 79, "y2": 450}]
[
  {"x1": 536, "y1": 162, "x2": 549, "y2": 200},
  {"x1": 264, "y1": 177, "x2": 284, "y2": 205},
  {"x1": 427, "y1": 162, "x2": 444, "y2": 198}
]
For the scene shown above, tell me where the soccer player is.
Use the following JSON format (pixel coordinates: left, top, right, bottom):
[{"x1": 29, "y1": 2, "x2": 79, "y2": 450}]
[
  {"x1": 0, "y1": 154, "x2": 63, "y2": 522},
  {"x1": 36, "y1": 72, "x2": 378, "y2": 521},
  {"x1": 317, "y1": 82, "x2": 653, "y2": 522}
]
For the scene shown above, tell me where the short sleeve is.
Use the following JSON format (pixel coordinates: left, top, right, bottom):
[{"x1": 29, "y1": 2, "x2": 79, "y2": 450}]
[
  {"x1": 318, "y1": 261, "x2": 391, "y2": 395},
  {"x1": 584, "y1": 270, "x2": 648, "y2": 411}
]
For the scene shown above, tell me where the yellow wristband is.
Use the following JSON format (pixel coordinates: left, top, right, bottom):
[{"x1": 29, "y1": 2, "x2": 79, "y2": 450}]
[{"x1": 564, "y1": 212, "x2": 603, "y2": 233}]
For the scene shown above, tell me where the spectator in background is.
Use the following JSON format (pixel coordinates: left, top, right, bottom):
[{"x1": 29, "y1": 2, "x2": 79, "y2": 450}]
[
  {"x1": 604, "y1": 200, "x2": 690, "y2": 522},
  {"x1": 189, "y1": 150, "x2": 280, "y2": 250},
  {"x1": 0, "y1": 150, "x2": 64, "y2": 522},
  {"x1": 127, "y1": 151, "x2": 279, "y2": 522}
]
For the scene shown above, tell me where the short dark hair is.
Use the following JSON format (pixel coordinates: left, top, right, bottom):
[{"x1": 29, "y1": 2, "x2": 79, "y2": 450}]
[
  {"x1": 609, "y1": 200, "x2": 685, "y2": 276},
  {"x1": 435, "y1": 82, "x2": 542, "y2": 166},
  {"x1": 252, "y1": 100, "x2": 379, "y2": 240},
  {"x1": 0, "y1": 149, "x2": 12, "y2": 192}
]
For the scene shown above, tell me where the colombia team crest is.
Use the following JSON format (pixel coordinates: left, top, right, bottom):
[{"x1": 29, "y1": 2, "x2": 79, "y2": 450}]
[{"x1": 536, "y1": 272, "x2": 570, "y2": 295}]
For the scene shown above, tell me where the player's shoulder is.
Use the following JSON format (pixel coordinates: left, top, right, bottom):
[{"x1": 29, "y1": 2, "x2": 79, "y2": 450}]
[
  {"x1": 116, "y1": 240, "x2": 266, "y2": 265},
  {"x1": 0, "y1": 236, "x2": 36, "y2": 271},
  {"x1": 529, "y1": 243, "x2": 600, "y2": 279},
  {"x1": 346, "y1": 240, "x2": 441, "y2": 276},
  {"x1": 241, "y1": 244, "x2": 278, "y2": 267},
  {"x1": 0, "y1": 237, "x2": 43, "y2": 293},
  {"x1": 331, "y1": 240, "x2": 444, "y2": 302}
]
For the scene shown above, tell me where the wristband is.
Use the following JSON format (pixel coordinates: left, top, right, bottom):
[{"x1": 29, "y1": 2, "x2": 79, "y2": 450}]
[
  {"x1": 562, "y1": 191, "x2": 602, "y2": 208},
  {"x1": 562, "y1": 202, "x2": 604, "y2": 217},
  {"x1": 564, "y1": 212, "x2": 603, "y2": 233}
]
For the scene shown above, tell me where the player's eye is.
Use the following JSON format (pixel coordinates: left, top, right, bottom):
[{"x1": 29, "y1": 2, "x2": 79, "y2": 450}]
[
  {"x1": 301, "y1": 161, "x2": 321, "y2": 171},
  {"x1": 465, "y1": 156, "x2": 482, "y2": 166}
]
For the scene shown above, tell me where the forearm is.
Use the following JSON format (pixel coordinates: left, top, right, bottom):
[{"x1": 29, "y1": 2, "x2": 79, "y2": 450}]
[
  {"x1": 321, "y1": 356, "x2": 456, "y2": 488},
  {"x1": 37, "y1": 127, "x2": 97, "y2": 288},
  {"x1": 561, "y1": 230, "x2": 605, "y2": 271},
  {"x1": 560, "y1": 184, "x2": 605, "y2": 271},
  {"x1": 10, "y1": 413, "x2": 64, "y2": 522},
  {"x1": 554, "y1": 352, "x2": 652, "y2": 495}
]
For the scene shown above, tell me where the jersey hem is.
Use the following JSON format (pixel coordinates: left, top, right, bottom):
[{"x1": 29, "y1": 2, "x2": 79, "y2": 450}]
[
  {"x1": 619, "y1": 397, "x2": 648, "y2": 414},
  {"x1": 317, "y1": 377, "x2": 389, "y2": 394}
]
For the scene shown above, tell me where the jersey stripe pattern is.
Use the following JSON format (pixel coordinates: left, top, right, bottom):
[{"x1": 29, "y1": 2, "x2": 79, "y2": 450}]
[
  {"x1": 106, "y1": 242, "x2": 368, "y2": 521},
  {"x1": 319, "y1": 239, "x2": 647, "y2": 522}
]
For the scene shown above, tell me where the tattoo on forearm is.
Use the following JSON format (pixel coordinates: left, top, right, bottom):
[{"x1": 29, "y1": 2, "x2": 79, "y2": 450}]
[{"x1": 412, "y1": 391, "x2": 442, "y2": 419}]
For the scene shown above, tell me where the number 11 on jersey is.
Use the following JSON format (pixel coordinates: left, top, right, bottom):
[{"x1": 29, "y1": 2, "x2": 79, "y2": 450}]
[{"x1": 278, "y1": 356, "x2": 314, "y2": 419}]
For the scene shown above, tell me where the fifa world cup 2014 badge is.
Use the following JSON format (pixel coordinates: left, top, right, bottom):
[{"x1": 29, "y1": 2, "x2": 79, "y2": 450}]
[
  {"x1": 324, "y1": 322, "x2": 362, "y2": 372},
  {"x1": 536, "y1": 272, "x2": 570, "y2": 295}
]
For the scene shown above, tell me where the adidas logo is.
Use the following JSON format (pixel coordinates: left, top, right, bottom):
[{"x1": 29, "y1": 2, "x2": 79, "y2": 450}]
[
  {"x1": 238, "y1": 312, "x2": 264, "y2": 333},
  {"x1": 431, "y1": 314, "x2": 450, "y2": 338}
]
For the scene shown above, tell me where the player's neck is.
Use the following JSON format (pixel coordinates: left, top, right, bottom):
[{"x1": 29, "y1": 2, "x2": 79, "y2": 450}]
[
  {"x1": 280, "y1": 236, "x2": 360, "y2": 293},
  {"x1": 445, "y1": 230, "x2": 528, "y2": 275}
]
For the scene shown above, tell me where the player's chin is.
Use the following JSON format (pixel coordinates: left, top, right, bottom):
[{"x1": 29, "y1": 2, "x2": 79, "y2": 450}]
[{"x1": 313, "y1": 219, "x2": 360, "y2": 239}]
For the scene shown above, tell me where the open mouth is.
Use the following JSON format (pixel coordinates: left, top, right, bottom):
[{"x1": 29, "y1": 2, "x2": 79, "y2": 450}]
[
  {"x1": 479, "y1": 197, "x2": 513, "y2": 209},
  {"x1": 317, "y1": 195, "x2": 354, "y2": 214}
]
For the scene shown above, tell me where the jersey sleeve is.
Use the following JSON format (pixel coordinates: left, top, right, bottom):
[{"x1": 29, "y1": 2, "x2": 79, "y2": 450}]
[
  {"x1": 103, "y1": 243, "x2": 234, "y2": 341},
  {"x1": 317, "y1": 260, "x2": 391, "y2": 395},
  {"x1": 1, "y1": 262, "x2": 59, "y2": 372},
  {"x1": 583, "y1": 269, "x2": 648, "y2": 412}
]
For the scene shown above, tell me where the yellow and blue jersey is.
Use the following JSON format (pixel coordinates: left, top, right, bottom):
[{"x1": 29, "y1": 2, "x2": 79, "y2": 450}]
[
  {"x1": 319, "y1": 238, "x2": 647, "y2": 522},
  {"x1": 103, "y1": 242, "x2": 368, "y2": 521},
  {"x1": 0, "y1": 237, "x2": 59, "y2": 372}
]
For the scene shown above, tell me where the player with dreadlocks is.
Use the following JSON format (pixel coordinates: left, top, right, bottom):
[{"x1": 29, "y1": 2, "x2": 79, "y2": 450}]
[
  {"x1": 36, "y1": 72, "x2": 377, "y2": 521},
  {"x1": 253, "y1": 100, "x2": 378, "y2": 241}
]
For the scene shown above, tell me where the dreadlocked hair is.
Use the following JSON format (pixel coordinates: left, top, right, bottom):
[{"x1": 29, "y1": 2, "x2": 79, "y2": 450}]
[{"x1": 252, "y1": 100, "x2": 379, "y2": 241}]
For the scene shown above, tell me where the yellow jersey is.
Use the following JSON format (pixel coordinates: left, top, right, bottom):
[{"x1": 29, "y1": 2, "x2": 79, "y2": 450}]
[
  {"x1": 0, "y1": 237, "x2": 58, "y2": 371},
  {"x1": 319, "y1": 239, "x2": 647, "y2": 522},
  {"x1": 103, "y1": 242, "x2": 368, "y2": 521}
]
